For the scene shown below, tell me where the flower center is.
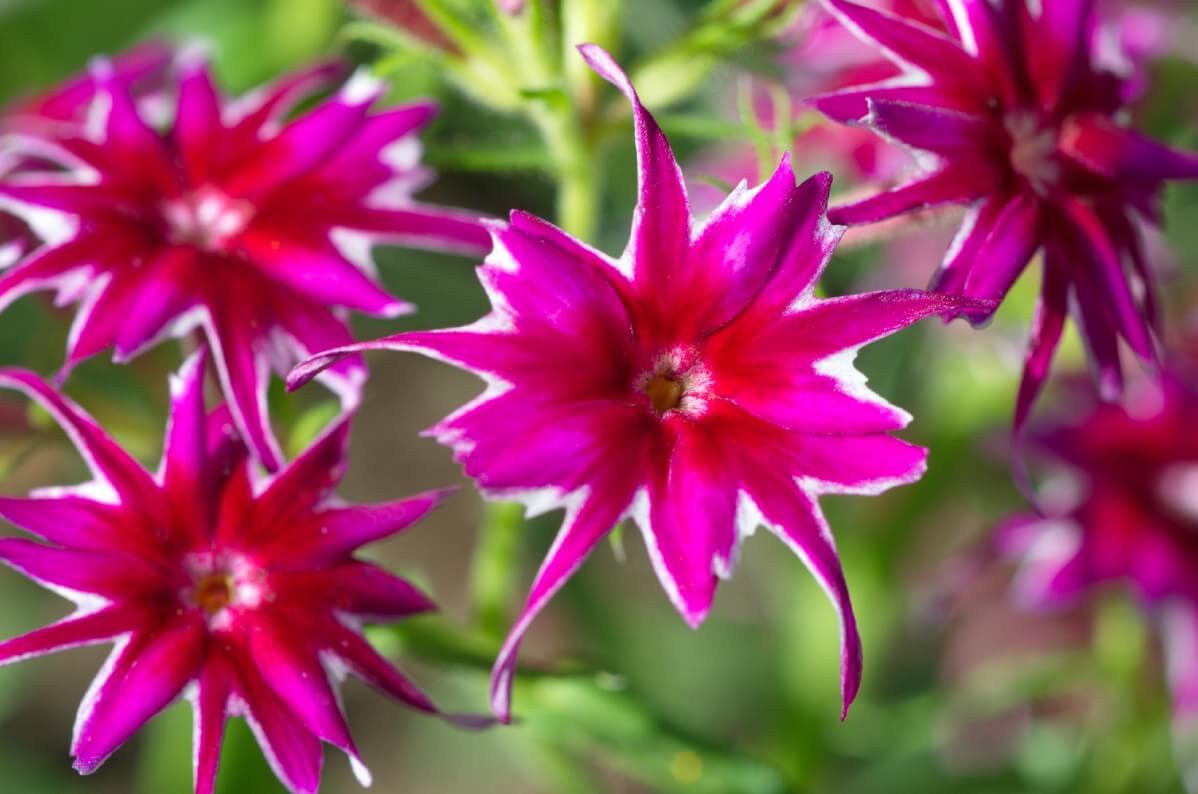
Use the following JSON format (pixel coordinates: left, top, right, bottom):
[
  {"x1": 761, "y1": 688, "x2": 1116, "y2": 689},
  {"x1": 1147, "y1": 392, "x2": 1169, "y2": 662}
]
[
  {"x1": 183, "y1": 551, "x2": 266, "y2": 629},
  {"x1": 646, "y1": 375, "x2": 684, "y2": 415},
  {"x1": 636, "y1": 348, "x2": 711, "y2": 418},
  {"x1": 162, "y1": 187, "x2": 254, "y2": 251},
  {"x1": 194, "y1": 572, "x2": 233, "y2": 615},
  {"x1": 1004, "y1": 110, "x2": 1064, "y2": 197}
]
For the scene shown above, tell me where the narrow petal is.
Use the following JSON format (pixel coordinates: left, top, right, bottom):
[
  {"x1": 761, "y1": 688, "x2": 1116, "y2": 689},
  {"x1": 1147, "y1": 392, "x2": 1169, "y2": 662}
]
[
  {"x1": 175, "y1": 60, "x2": 224, "y2": 186},
  {"x1": 340, "y1": 204, "x2": 492, "y2": 255},
  {"x1": 783, "y1": 289, "x2": 995, "y2": 362},
  {"x1": 0, "y1": 538, "x2": 164, "y2": 599},
  {"x1": 811, "y1": 81, "x2": 954, "y2": 124},
  {"x1": 194, "y1": 655, "x2": 233, "y2": 794},
  {"x1": 236, "y1": 656, "x2": 324, "y2": 794},
  {"x1": 256, "y1": 487, "x2": 456, "y2": 567},
  {"x1": 113, "y1": 245, "x2": 201, "y2": 361},
  {"x1": 961, "y1": 193, "x2": 1042, "y2": 311},
  {"x1": 73, "y1": 614, "x2": 205, "y2": 774},
  {"x1": 275, "y1": 561, "x2": 438, "y2": 620},
  {"x1": 0, "y1": 605, "x2": 141, "y2": 667},
  {"x1": 1014, "y1": 257, "x2": 1068, "y2": 431},
  {"x1": 491, "y1": 491, "x2": 634, "y2": 722},
  {"x1": 204, "y1": 276, "x2": 284, "y2": 472},
  {"x1": 1060, "y1": 199, "x2": 1155, "y2": 361},
  {"x1": 929, "y1": 196, "x2": 1005, "y2": 296},
  {"x1": 0, "y1": 495, "x2": 127, "y2": 550},
  {"x1": 320, "y1": 619, "x2": 437, "y2": 714},
  {"x1": 1060, "y1": 114, "x2": 1198, "y2": 182},
  {"x1": 743, "y1": 473, "x2": 862, "y2": 718},
  {"x1": 822, "y1": 0, "x2": 978, "y2": 81},
  {"x1": 578, "y1": 44, "x2": 690, "y2": 292},
  {"x1": 160, "y1": 349, "x2": 212, "y2": 541},
  {"x1": 225, "y1": 60, "x2": 346, "y2": 151},
  {"x1": 643, "y1": 424, "x2": 733, "y2": 624},
  {"x1": 796, "y1": 433, "x2": 927, "y2": 495},
  {"x1": 250, "y1": 417, "x2": 350, "y2": 537},
  {"x1": 0, "y1": 368, "x2": 160, "y2": 508},
  {"x1": 244, "y1": 614, "x2": 363, "y2": 766},
  {"x1": 224, "y1": 71, "x2": 383, "y2": 201},
  {"x1": 829, "y1": 165, "x2": 988, "y2": 225},
  {"x1": 866, "y1": 99, "x2": 992, "y2": 154}
]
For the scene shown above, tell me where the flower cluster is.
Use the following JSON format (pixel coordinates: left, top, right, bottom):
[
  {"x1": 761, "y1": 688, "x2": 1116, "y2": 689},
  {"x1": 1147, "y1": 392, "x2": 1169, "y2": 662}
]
[{"x1": 0, "y1": 1, "x2": 1195, "y2": 791}]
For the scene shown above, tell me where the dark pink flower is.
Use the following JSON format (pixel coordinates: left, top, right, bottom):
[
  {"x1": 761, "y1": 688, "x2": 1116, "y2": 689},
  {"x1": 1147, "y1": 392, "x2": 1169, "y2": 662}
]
[
  {"x1": 292, "y1": 45, "x2": 991, "y2": 722},
  {"x1": 813, "y1": 0, "x2": 1198, "y2": 428},
  {"x1": 0, "y1": 352, "x2": 460, "y2": 794},
  {"x1": 998, "y1": 373, "x2": 1198, "y2": 719},
  {"x1": 0, "y1": 51, "x2": 490, "y2": 470}
]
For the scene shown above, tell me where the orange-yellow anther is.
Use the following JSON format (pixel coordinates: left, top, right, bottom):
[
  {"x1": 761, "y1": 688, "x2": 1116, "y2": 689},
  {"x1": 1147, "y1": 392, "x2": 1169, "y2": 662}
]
[
  {"x1": 647, "y1": 376, "x2": 684, "y2": 415},
  {"x1": 195, "y1": 572, "x2": 233, "y2": 615}
]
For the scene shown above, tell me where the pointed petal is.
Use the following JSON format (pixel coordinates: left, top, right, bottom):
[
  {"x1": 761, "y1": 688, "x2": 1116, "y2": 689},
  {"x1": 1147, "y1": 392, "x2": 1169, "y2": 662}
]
[
  {"x1": 797, "y1": 433, "x2": 927, "y2": 495},
  {"x1": 113, "y1": 245, "x2": 200, "y2": 361},
  {"x1": 960, "y1": 193, "x2": 1042, "y2": 311},
  {"x1": 0, "y1": 368, "x2": 160, "y2": 507},
  {"x1": 250, "y1": 417, "x2": 349, "y2": 537},
  {"x1": 866, "y1": 99, "x2": 992, "y2": 154},
  {"x1": 811, "y1": 81, "x2": 953, "y2": 124},
  {"x1": 0, "y1": 605, "x2": 141, "y2": 667},
  {"x1": 822, "y1": 0, "x2": 978, "y2": 81},
  {"x1": 341, "y1": 204, "x2": 492, "y2": 255},
  {"x1": 1061, "y1": 199, "x2": 1155, "y2": 362},
  {"x1": 0, "y1": 538, "x2": 164, "y2": 599},
  {"x1": 643, "y1": 424, "x2": 732, "y2": 625},
  {"x1": 672, "y1": 156, "x2": 824, "y2": 338},
  {"x1": 275, "y1": 561, "x2": 438, "y2": 620},
  {"x1": 160, "y1": 349, "x2": 212, "y2": 541},
  {"x1": 929, "y1": 196, "x2": 1005, "y2": 296},
  {"x1": 224, "y1": 71, "x2": 383, "y2": 201},
  {"x1": 91, "y1": 61, "x2": 179, "y2": 197},
  {"x1": 320, "y1": 619, "x2": 437, "y2": 714},
  {"x1": 0, "y1": 495, "x2": 127, "y2": 550},
  {"x1": 743, "y1": 473, "x2": 862, "y2": 717},
  {"x1": 175, "y1": 59, "x2": 224, "y2": 186},
  {"x1": 73, "y1": 614, "x2": 205, "y2": 774},
  {"x1": 1014, "y1": 257, "x2": 1068, "y2": 431},
  {"x1": 1060, "y1": 114, "x2": 1198, "y2": 182},
  {"x1": 578, "y1": 45, "x2": 690, "y2": 291},
  {"x1": 233, "y1": 224, "x2": 408, "y2": 316},
  {"x1": 257, "y1": 488, "x2": 456, "y2": 567},
  {"x1": 236, "y1": 656, "x2": 324, "y2": 794},
  {"x1": 204, "y1": 276, "x2": 284, "y2": 472},
  {"x1": 491, "y1": 491, "x2": 634, "y2": 722},
  {"x1": 226, "y1": 60, "x2": 345, "y2": 150},
  {"x1": 244, "y1": 614, "x2": 362, "y2": 762},
  {"x1": 829, "y1": 165, "x2": 988, "y2": 225},
  {"x1": 194, "y1": 655, "x2": 233, "y2": 794},
  {"x1": 786, "y1": 289, "x2": 995, "y2": 362}
]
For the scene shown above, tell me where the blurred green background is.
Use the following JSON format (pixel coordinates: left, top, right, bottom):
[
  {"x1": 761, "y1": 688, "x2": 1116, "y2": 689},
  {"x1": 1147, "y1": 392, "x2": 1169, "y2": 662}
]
[{"x1": 0, "y1": 0, "x2": 1196, "y2": 792}]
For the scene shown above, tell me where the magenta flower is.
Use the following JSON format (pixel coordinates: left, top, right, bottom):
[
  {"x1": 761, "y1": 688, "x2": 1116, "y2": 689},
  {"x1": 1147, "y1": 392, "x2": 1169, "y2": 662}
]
[
  {"x1": 0, "y1": 352, "x2": 460, "y2": 794},
  {"x1": 292, "y1": 45, "x2": 990, "y2": 722},
  {"x1": 0, "y1": 51, "x2": 490, "y2": 470},
  {"x1": 813, "y1": 0, "x2": 1198, "y2": 427},
  {"x1": 998, "y1": 373, "x2": 1198, "y2": 720}
]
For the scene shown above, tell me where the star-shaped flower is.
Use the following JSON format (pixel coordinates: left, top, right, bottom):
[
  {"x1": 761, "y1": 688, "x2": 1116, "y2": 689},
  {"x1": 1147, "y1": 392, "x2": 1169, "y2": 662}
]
[
  {"x1": 998, "y1": 372, "x2": 1198, "y2": 723},
  {"x1": 0, "y1": 50, "x2": 490, "y2": 469},
  {"x1": 0, "y1": 352, "x2": 462, "y2": 794},
  {"x1": 292, "y1": 45, "x2": 990, "y2": 721},
  {"x1": 813, "y1": 0, "x2": 1198, "y2": 427}
]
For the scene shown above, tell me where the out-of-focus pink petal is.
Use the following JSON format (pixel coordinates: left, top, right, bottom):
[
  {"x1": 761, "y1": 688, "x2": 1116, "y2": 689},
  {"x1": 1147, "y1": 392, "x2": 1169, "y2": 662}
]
[
  {"x1": 829, "y1": 165, "x2": 989, "y2": 225},
  {"x1": 237, "y1": 658, "x2": 324, "y2": 794},
  {"x1": 1014, "y1": 258, "x2": 1068, "y2": 431},
  {"x1": 0, "y1": 606, "x2": 142, "y2": 667},
  {"x1": 1061, "y1": 114, "x2": 1198, "y2": 182},
  {"x1": 194, "y1": 654, "x2": 233, "y2": 794}
]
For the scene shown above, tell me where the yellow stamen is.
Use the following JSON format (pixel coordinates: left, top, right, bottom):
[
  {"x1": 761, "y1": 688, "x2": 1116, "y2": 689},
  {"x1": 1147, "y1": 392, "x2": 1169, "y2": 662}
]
[{"x1": 646, "y1": 376, "x2": 684, "y2": 414}]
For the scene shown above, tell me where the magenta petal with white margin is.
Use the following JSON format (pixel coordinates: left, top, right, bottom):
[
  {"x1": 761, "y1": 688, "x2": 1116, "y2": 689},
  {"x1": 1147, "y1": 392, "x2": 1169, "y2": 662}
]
[
  {"x1": 0, "y1": 354, "x2": 475, "y2": 794},
  {"x1": 292, "y1": 44, "x2": 991, "y2": 724}
]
